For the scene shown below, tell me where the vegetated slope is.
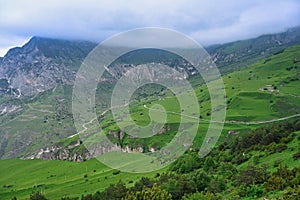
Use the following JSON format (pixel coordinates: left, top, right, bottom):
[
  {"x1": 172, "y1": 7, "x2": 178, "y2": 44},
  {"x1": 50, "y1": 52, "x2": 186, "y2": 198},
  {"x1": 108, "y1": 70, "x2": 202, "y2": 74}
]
[
  {"x1": 103, "y1": 45, "x2": 300, "y2": 152},
  {"x1": 30, "y1": 44, "x2": 300, "y2": 166},
  {"x1": 0, "y1": 157, "x2": 161, "y2": 200},
  {"x1": 222, "y1": 45, "x2": 300, "y2": 121},
  {"x1": 1, "y1": 43, "x2": 299, "y2": 161},
  {"x1": 0, "y1": 43, "x2": 299, "y2": 200},
  {"x1": 0, "y1": 27, "x2": 300, "y2": 159},
  {"x1": 0, "y1": 119, "x2": 299, "y2": 200},
  {"x1": 0, "y1": 84, "x2": 76, "y2": 159},
  {"x1": 207, "y1": 26, "x2": 300, "y2": 74}
]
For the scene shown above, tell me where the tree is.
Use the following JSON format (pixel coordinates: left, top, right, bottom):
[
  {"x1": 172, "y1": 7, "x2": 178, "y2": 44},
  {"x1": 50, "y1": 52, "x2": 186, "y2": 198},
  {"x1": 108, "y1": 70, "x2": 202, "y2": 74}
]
[
  {"x1": 182, "y1": 192, "x2": 218, "y2": 200},
  {"x1": 124, "y1": 184, "x2": 172, "y2": 200},
  {"x1": 253, "y1": 155, "x2": 260, "y2": 165},
  {"x1": 203, "y1": 156, "x2": 215, "y2": 172},
  {"x1": 191, "y1": 170, "x2": 210, "y2": 191},
  {"x1": 100, "y1": 180, "x2": 127, "y2": 199},
  {"x1": 131, "y1": 177, "x2": 154, "y2": 192},
  {"x1": 29, "y1": 191, "x2": 48, "y2": 200},
  {"x1": 169, "y1": 152, "x2": 201, "y2": 173},
  {"x1": 237, "y1": 164, "x2": 269, "y2": 186},
  {"x1": 207, "y1": 177, "x2": 226, "y2": 194}
]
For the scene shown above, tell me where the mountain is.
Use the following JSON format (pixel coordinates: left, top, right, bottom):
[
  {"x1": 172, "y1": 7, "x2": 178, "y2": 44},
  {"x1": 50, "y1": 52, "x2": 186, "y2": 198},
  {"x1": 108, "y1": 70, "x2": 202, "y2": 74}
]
[
  {"x1": 0, "y1": 29, "x2": 300, "y2": 200},
  {"x1": 0, "y1": 27, "x2": 300, "y2": 160},
  {"x1": 0, "y1": 37, "x2": 96, "y2": 96},
  {"x1": 1, "y1": 26, "x2": 300, "y2": 98},
  {"x1": 207, "y1": 26, "x2": 300, "y2": 73}
]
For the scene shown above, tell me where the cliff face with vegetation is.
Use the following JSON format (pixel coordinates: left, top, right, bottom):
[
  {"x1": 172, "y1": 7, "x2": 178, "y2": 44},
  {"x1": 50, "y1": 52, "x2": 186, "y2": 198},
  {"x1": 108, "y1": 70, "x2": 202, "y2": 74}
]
[
  {"x1": 1, "y1": 27, "x2": 300, "y2": 97},
  {"x1": 0, "y1": 27, "x2": 300, "y2": 161}
]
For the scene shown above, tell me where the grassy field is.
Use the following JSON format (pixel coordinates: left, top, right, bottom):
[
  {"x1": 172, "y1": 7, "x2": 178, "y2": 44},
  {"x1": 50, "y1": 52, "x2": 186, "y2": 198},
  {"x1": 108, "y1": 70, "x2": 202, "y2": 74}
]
[
  {"x1": 0, "y1": 84, "x2": 76, "y2": 158},
  {"x1": 110, "y1": 45, "x2": 300, "y2": 149},
  {"x1": 0, "y1": 45, "x2": 299, "y2": 199},
  {"x1": 0, "y1": 158, "x2": 162, "y2": 199},
  {"x1": 0, "y1": 129, "x2": 298, "y2": 199}
]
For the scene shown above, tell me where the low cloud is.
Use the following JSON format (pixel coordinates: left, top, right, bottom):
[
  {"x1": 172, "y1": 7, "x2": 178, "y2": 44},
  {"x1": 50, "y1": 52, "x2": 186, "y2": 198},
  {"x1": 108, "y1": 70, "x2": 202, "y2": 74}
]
[{"x1": 0, "y1": 0, "x2": 299, "y2": 56}]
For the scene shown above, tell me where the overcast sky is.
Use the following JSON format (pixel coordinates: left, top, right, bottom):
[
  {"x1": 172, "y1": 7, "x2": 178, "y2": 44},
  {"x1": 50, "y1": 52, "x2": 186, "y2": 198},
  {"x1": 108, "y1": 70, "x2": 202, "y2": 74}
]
[{"x1": 0, "y1": 0, "x2": 299, "y2": 56}]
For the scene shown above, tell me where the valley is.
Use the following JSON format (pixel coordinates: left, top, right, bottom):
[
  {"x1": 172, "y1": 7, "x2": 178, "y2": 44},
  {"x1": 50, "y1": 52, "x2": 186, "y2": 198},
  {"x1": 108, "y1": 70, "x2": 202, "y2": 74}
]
[{"x1": 0, "y1": 28, "x2": 300, "y2": 199}]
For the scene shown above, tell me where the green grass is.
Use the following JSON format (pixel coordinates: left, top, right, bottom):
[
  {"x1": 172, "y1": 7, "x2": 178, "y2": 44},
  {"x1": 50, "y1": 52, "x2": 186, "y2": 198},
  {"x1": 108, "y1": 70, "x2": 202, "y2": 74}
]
[
  {"x1": 79, "y1": 45, "x2": 300, "y2": 154},
  {"x1": 0, "y1": 45, "x2": 300, "y2": 199},
  {"x1": 237, "y1": 130, "x2": 300, "y2": 171},
  {"x1": 0, "y1": 84, "x2": 76, "y2": 158},
  {"x1": 0, "y1": 158, "x2": 161, "y2": 200}
]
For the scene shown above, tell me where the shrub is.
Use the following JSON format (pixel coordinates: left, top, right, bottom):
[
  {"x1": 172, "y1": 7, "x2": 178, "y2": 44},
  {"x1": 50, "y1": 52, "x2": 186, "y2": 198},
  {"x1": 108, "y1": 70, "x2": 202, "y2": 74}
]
[
  {"x1": 30, "y1": 191, "x2": 48, "y2": 200},
  {"x1": 112, "y1": 170, "x2": 121, "y2": 175},
  {"x1": 292, "y1": 152, "x2": 300, "y2": 160}
]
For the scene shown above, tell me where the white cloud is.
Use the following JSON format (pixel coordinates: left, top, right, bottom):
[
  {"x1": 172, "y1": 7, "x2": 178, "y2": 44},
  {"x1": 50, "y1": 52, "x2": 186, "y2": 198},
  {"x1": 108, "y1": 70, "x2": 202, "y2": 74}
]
[
  {"x1": 0, "y1": 34, "x2": 31, "y2": 57},
  {"x1": 0, "y1": 0, "x2": 299, "y2": 56}
]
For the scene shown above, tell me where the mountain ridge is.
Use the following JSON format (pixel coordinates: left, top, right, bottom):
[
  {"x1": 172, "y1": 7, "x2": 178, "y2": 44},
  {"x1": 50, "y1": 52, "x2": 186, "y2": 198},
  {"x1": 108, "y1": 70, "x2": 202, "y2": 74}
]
[{"x1": 1, "y1": 26, "x2": 300, "y2": 97}]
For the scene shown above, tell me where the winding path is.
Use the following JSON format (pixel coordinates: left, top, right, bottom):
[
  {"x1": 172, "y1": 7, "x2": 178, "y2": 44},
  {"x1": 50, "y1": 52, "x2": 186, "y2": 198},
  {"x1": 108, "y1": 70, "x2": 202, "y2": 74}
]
[
  {"x1": 68, "y1": 103, "x2": 300, "y2": 139},
  {"x1": 143, "y1": 105, "x2": 300, "y2": 125},
  {"x1": 68, "y1": 103, "x2": 129, "y2": 138}
]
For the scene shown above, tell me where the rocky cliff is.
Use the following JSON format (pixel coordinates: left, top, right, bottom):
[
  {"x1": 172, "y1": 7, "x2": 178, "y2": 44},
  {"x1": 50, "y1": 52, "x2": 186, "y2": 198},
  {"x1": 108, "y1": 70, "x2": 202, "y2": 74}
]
[
  {"x1": 25, "y1": 138, "x2": 145, "y2": 162},
  {"x1": 0, "y1": 37, "x2": 96, "y2": 96}
]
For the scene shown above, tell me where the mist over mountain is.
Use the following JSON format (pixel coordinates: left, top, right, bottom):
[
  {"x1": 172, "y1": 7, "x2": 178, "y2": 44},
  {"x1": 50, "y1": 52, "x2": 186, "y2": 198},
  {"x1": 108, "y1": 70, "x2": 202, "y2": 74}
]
[{"x1": 0, "y1": 26, "x2": 299, "y2": 98}]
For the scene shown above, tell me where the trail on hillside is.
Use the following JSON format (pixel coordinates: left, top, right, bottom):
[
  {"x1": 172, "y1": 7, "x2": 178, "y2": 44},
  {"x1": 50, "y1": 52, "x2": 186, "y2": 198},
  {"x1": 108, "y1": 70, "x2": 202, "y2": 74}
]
[
  {"x1": 28, "y1": 104, "x2": 53, "y2": 113},
  {"x1": 67, "y1": 103, "x2": 300, "y2": 139},
  {"x1": 143, "y1": 105, "x2": 300, "y2": 125},
  {"x1": 68, "y1": 103, "x2": 129, "y2": 138}
]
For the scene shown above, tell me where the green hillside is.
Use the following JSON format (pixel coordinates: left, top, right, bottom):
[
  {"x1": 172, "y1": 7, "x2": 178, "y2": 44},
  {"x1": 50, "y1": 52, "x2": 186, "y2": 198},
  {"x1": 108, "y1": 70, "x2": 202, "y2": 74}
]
[
  {"x1": 100, "y1": 45, "x2": 300, "y2": 151},
  {"x1": 0, "y1": 158, "x2": 161, "y2": 199},
  {"x1": 0, "y1": 121, "x2": 299, "y2": 199},
  {"x1": 0, "y1": 45, "x2": 299, "y2": 199}
]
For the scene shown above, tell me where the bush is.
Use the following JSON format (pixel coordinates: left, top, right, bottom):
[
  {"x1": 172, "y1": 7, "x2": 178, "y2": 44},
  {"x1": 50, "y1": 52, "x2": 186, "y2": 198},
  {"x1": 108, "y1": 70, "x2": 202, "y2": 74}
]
[
  {"x1": 191, "y1": 170, "x2": 210, "y2": 191},
  {"x1": 183, "y1": 192, "x2": 218, "y2": 200},
  {"x1": 207, "y1": 177, "x2": 226, "y2": 194},
  {"x1": 169, "y1": 152, "x2": 201, "y2": 173},
  {"x1": 112, "y1": 170, "x2": 121, "y2": 175},
  {"x1": 264, "y1": 165, "x2": 300, "y2": 193},
  {"x1": 236, "y1": 164, "x2": 269, "y2": 186},
  {"x1": 30, "y1": 191, "x2": 48, "y2": 200},
  {"x1": 273, "y1": 159, "x2": 283, "y2": 167},
  {"x1": 292, "y1": 152, "x2": 300, "y2": 160},
  {"x1": 124, "y1": 184, "x2": 172, "y2": 200},
  {"x1": 61, "y1": 197, "x2": 79, "y2": 200}
]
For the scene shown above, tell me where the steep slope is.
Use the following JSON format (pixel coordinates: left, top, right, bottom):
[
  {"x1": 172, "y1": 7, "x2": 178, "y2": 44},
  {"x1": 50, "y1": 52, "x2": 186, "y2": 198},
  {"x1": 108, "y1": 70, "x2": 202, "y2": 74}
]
[
  {"x1": 0, "y1": 28, "x2": 300, "y2": 160},
  {"x1": 207, "y1": 26, "x2": 300, "y2": 73},
  {"x1": 16, "y1": 45, "x2": 300, "y2": 163},
  {"x1": 90, "y1": 45, "x2": 300, "y2": 153},
  {"x1": 1, "y1": 26, "x2": 300, "y2": 97},
  {"x1": 0, "y1": 37, "x2": 96, "y2": 96}
]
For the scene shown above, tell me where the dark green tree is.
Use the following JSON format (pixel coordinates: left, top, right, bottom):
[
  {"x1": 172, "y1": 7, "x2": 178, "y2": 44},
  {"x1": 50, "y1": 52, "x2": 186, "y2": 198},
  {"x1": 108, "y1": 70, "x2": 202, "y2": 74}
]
[
  {"x1": 124, "y1": 184, "x2": 172, "y2": 200},
  {"x1": 29, "y1": 191, "x2": 47, "y2": 200},
  {"x1": 203, "y1": 156, "x2": 215, "y2": 172},
  {"x1": 191, "y1": 170, "x2": 210, "y2": 191}
]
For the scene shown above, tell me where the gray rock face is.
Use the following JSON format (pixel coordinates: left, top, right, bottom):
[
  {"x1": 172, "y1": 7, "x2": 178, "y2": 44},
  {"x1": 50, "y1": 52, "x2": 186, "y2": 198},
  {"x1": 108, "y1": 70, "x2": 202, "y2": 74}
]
[
  {"x1": 25, "y1": 139, "x2": 144, "y2": 162},
  {"x1": 1, "y1": 26, "x2": 300, "y2": 97},
  {"x1": 0, "y1": 37, "x2": 96, "y2": 96}
]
